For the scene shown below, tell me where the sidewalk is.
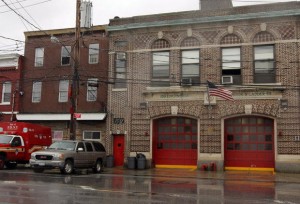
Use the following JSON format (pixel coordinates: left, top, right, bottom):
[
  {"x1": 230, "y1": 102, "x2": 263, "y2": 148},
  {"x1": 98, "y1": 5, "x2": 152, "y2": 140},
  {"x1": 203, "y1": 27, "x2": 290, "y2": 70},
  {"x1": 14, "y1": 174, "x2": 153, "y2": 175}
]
[{"x1": 103, "y1": 167, "x2": 300, "y2": 184}]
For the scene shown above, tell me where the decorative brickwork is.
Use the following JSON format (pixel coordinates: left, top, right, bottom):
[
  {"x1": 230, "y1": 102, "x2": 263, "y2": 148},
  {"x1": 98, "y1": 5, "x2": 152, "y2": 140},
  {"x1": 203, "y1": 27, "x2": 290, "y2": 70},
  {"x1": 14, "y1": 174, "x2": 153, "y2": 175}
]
[
  {"x1": 220, "y1": 34, "x2": 242, "y2": 44},
  {"x1": 107, "y1": 2, "x2": 300, "y2": 171},
  {"x1": 253, "y1": 31, "x2": 274, "y2": 43},
  {"x1": 151, "y1": 39, "x2": 170, "y2": 49},
  {"x1": 201, "y1": 31, "x2": 220, "y2": 44},
  {"x1": 181, "y1": 37, "x2": 200, "y2": 47}
]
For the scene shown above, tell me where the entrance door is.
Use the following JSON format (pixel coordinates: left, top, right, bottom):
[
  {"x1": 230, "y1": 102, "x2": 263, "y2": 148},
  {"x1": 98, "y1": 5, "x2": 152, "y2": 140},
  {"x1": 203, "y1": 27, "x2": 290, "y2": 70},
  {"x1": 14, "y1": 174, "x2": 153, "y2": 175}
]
[
  {"x1": 153, "y1": 117, "x2": 198, "y2": 166},
  {"x1": 113, "y1": 135, "x2": 125, "y2": 166},
  {"x1": 224, "y1": 116, "x2": 275, "y2": 168}
]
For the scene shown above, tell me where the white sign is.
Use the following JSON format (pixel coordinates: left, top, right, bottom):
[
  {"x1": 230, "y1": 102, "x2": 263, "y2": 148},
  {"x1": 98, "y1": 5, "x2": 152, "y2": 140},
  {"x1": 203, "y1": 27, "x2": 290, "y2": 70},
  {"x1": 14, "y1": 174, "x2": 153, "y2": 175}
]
[
  {"x1": 171, "y1": 106, "x2": 178, "y2": 115},
  {"x1": 245, "y1": 105, "x2": 253, "y2": 114},
  {"x1": 204, "y1": 93, "x2": 216, "y2": 105}
]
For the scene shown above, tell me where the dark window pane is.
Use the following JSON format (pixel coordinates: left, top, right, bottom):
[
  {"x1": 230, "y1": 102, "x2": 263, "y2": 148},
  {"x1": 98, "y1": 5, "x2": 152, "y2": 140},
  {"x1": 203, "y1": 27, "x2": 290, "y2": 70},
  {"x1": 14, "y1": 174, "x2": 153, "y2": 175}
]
[
  {"x1": 265, "y1": 135, "x2": 272, "y2": 142},
  {"x1": 235, "y1": 135, "x2": 241, "y2": 141},
  {"x1": 250, "y1": 144, "x2": 257, "y2": 150},
  {"x1": 241, "y1": 144, "x2": 249, "y2": 150},
  {"x1": 227, "y1": 135, "x2": 233, "y2": 141},
  {"x1": 227, "y1": 143, "x2": 234, "y2": 150},
  {"x1": 265, "y1": 144, "x2": 272, "y2": 150},
  {"x1": 258, "y1": 144, "x2": 264, "y2": 150}
]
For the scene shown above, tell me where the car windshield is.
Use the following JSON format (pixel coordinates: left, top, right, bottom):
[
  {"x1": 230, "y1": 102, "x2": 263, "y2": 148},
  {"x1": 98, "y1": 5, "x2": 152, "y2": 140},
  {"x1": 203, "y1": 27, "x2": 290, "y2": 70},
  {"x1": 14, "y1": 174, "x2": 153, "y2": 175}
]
[
  {"x1": 0, "y1": 135, "x2": 13, "y2": 144},
  {"x1": 48, "y1": 141, "x2": 76, "y2": 151}
]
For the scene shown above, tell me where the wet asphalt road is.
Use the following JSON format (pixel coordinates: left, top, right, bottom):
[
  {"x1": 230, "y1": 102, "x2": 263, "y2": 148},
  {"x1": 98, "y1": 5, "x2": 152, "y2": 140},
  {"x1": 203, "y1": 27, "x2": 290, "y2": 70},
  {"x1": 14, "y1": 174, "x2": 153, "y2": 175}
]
[{"x1": 0, "y1": 167, "x2": 299, "y2": 204}]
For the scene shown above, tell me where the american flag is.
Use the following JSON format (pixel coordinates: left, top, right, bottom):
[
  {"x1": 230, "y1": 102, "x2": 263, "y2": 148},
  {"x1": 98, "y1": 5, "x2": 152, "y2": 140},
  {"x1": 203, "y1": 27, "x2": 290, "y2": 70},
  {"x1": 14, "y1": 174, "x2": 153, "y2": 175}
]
[{"x1": 207, "y1": 81, "x2": 234, "y2": 101}]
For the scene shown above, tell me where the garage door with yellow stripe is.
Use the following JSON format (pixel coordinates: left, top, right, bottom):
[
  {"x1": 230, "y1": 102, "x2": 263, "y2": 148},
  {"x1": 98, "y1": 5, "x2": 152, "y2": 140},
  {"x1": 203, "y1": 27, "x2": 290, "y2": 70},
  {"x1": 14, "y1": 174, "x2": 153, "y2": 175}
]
[
  {"x1": 153, "y1": 117, "x2": 198, "y2": 166},
  {"x1": 224, "y1": 116, "x2": 275, "y2": 169}
]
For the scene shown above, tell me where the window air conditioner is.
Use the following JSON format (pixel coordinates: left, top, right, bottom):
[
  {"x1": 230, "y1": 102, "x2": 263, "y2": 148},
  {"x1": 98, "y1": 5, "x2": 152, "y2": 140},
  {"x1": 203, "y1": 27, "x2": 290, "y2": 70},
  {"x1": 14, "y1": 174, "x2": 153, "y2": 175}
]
[
  {"x1": 181, "y1": 78, "x2": 192, "y2": 86},
  {"x1": 116, "y1": 52, "x2": 126, "y2": 60},
  {"x1": 222, "y1": 76, "x2": 233, "y2": 84}
]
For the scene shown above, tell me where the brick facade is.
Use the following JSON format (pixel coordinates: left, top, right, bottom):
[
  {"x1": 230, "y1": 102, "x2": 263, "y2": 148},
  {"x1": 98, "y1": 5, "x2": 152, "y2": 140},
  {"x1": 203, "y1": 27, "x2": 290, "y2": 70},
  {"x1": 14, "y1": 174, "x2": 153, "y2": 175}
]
[
  {"x1": 0, "y1": 54, "x2": 23, "y2": 122},
  {"x1": 20, "y1": 26, "x2": 108, "y2": 141},
  {"x1": 107, "y1": 2, "x2": 300, "y2": 172}
]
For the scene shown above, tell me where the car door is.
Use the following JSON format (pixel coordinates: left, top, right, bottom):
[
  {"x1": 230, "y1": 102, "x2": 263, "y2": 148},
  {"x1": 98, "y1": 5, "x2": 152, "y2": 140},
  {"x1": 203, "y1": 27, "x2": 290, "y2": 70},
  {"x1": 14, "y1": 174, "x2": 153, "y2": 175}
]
[
  {"x1": 74, "y1": 142, "x2": 87, "y2": 167},
  {"x1": 11, "y1": 136, "x2": 26, "y2": 160},
  {"x1": 85, "y1": 142, "x2": 95, "y2": 167}
]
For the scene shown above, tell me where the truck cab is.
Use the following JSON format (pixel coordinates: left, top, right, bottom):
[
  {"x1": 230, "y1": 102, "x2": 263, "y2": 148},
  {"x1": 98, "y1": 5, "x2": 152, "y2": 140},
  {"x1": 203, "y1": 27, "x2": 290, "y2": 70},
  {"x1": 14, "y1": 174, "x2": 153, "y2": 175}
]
[
  {"x1": 0, "y1": 122, "x2": 52, "y2": 169},
  {"x1": 0, "y1": 134, "x2": 26, "y2": 169}
]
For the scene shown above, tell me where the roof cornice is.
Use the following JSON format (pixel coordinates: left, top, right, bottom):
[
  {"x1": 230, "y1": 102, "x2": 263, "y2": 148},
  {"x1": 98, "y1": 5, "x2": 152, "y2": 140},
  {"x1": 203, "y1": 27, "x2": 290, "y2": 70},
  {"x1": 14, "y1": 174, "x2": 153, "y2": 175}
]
[{"x1": 108, "y1": 9, "x2": 300, "y2": 32}]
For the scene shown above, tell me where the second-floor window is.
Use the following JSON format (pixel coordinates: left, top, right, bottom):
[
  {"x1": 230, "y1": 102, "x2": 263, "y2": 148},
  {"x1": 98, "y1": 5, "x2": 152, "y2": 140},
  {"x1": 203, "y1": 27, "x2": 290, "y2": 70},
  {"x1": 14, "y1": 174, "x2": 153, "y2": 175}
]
[
  {"x1": 59, "y1": 80, "x2": 69, "y2": 102},
  {"x1": 32, "y1": 81, "x2": 42, "y2": 103},
  {"x1": 2, "y1": 82, "x2": 11, "y2": 104},
  {"x1": 114, "y1": 52, "x2": 127, "y2": 88},
  {"x1": 152, "y1": 51, "x2": 170, "y2": 87},
  {"x1": 181, "y1": 50, "x2": 199, "y2": 85},
  {"x1": 222, "y1": 47, "x2": 241, "y2": 85},
  {"x1": 254, "y1": 45, "x2": 275, "y2": 83},
  {"x1": 89, "y1": 44, "x2": 99, "y2": 64},
  {"x1": 87, "y1": 78, "x2": 98, "y2": 101},
  {"x1": 61, "y1": 46, "x2": 71, "y2": 66},
  {"x1": 34, "y1": 48, "x2": 44, "y2": 67}
]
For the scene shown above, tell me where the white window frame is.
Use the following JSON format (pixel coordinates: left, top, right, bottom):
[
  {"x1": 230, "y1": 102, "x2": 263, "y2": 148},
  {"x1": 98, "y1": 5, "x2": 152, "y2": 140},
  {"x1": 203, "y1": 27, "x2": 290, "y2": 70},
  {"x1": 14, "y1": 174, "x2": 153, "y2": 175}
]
[
  {"x1": 83, "y1": 131, "x2": 101, "y2": 140},
  {"x1": 114, "y1": 52, "x2": 127, "y2": 88},
  {"x1": 152, "y1": 51, "x2": 170, "y2": 78},
  {"x1": 61, "y1": 46, "x2": 71, "y2": 65},
  {"x1": 34, "y1": 48, "x2": 44, "y2": 67},
  {"x1": 254, "y1": 45, "x2": 274, "y2": 73},
  {"x1": 222, "y1": 47, "x2": 241, "y2": 70},
  {"x1": 59, "y1": 80, "x2": 69, "y2": 102},
  {"x1": 2, "y1": 82, "x2": 11, "y2": 104},
  {"x1": 254, "y1": 45, "x2": 275, "y2": 83},
  {"x1": 89, "y1": 44, "x2": 99, "y2": 64},
  {"x1": 87, "y1": 78, "x2": 98, "y2": 101},
  {"x1": 32, "y1": 81, "x2": 42, "y2": 103},
  {"x1": 181, "y1": 50, "x2": 199, "y2": 78}
]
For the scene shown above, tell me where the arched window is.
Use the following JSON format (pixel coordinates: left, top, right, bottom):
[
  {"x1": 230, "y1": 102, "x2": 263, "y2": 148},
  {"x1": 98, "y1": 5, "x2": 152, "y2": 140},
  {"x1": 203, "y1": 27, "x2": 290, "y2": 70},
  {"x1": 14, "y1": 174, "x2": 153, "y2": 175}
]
[
  {"x1": 151, "y1": 39, "x2": 170, "y2": 49},
  {"x1": 253, "y1": 32, "x2": 275, "y2": 83},
  {"x1": 253, "y1": 31, "x2": 274, "y2": 43},
  {"x1": 181, "y1": 37, "x2": 200, "y2": 47},
  {"x1": 151, "y1": 39, "x2": 170, "y2": 87},
  {"x1": 220, "y1": 34, "x2": 242, "y2": 85},
  {"x1": 220, "y1": 34, "x2": 241, "y2": 45},
  {"x1": 180, "y1": 38, "x2": 200, "y2": 86}
]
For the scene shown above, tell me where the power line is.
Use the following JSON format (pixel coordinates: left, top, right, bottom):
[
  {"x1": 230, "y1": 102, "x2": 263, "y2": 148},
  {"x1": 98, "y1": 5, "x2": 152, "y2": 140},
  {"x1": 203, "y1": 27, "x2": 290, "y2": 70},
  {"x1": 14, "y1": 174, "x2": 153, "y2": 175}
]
[{"x1": 0, "y1": 0, "x2": 51, "y2": 14}]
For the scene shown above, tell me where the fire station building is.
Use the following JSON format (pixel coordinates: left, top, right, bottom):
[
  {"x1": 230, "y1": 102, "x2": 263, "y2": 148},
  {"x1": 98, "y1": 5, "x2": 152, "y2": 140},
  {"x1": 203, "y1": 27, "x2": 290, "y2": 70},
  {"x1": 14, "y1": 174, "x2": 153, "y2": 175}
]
[{"x1": 106, "y1": 0, "x2": 300, "y2": 173}]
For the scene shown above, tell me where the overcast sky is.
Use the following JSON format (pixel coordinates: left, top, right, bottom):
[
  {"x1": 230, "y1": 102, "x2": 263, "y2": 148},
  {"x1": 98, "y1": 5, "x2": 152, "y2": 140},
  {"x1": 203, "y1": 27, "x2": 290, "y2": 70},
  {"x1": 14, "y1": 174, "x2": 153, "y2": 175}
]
[{"x1": 0, "y1": 0, "x2": 295, "y2": 54}]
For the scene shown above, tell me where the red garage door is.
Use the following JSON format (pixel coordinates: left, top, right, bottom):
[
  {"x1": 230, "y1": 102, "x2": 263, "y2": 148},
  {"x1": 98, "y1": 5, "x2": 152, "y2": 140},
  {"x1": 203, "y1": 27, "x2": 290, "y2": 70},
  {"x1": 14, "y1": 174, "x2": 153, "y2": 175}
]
[
  {"x1": 224, "y1": 116, "x2": 274, "y2": 169},
  {"x1": 153, "y1": 117, "x2": 197, "y2": 166}
]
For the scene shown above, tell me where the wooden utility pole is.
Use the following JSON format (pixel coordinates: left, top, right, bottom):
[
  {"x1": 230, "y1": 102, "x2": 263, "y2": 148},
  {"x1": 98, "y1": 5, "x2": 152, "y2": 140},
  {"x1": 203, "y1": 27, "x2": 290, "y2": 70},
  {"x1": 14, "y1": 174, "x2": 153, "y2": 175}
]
[{"x1": 70, "y1": 0, "x2": 81, "y2": 140}]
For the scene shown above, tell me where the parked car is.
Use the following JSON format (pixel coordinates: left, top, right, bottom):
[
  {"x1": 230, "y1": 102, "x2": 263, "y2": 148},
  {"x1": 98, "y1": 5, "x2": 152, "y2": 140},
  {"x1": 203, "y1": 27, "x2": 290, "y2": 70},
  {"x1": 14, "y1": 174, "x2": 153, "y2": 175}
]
[{"x1": 30, "y1": 140, "x2": 106, "y2": 174}]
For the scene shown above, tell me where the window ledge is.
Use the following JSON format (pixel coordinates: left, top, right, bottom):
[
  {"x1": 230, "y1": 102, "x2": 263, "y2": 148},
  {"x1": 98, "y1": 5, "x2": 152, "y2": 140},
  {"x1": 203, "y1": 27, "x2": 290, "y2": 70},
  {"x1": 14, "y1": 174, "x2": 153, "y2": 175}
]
[
  {"x1": 244, "y1": 83, "x2": 282, "y2": 86},
  {"x1": 112, "y1": 88, "x2": 127, "y2": 92}
]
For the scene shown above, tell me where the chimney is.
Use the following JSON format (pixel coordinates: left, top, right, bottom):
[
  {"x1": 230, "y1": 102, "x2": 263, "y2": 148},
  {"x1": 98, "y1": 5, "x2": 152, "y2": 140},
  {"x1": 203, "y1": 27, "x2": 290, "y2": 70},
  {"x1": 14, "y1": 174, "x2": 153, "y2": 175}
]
[{"x1": 199, "y1": 0, "x2": 233, "y2": 11}]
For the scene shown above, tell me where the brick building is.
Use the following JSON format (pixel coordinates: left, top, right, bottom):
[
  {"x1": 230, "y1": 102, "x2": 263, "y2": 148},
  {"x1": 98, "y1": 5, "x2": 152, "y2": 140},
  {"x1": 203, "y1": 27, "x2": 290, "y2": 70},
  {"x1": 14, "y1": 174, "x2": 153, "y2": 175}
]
[
  {"x1": 18, "y1": 26, "x2": 109, "y2": 142},
  {"x1": 107, "y1": 1, "x2": 300, "y2": 172},
  {"x1": 0, "y1": 53, "x2": 23, "y2": 122}
]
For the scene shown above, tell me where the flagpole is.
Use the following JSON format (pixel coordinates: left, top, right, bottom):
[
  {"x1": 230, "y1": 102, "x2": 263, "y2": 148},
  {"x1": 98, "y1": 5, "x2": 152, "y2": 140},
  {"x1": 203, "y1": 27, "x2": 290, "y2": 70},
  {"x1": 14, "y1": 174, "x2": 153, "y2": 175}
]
[{"x1": 206, "y1": 81, "x2": 212, "y2": 118}]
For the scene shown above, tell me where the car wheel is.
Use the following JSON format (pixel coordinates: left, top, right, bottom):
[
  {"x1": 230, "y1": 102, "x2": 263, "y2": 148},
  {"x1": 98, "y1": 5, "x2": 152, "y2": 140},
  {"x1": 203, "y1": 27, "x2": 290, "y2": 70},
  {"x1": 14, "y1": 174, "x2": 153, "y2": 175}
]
[
  {"x1": 0, "y1": 156, "x2": 5, "y2": 170},
  {"x1": 5, "y1": 162, "x2": 17, "y2": 169},
  {"x1": 33, "y1": 168, "x2": 44, "y2": 173},
  {"x1": 93, "y1": 160, "x2": 103, "y2": 173},
  {"x1": 62, "y1": 160, "x2": 74, "y2": 174}
]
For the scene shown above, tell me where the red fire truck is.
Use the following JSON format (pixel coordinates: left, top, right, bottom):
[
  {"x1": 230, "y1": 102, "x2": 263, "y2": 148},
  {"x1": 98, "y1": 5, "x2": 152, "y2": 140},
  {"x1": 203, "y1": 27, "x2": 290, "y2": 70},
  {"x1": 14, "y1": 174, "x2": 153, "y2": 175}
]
[{"x1": 0, "y1": 122, "x2": 52, "y2": 169}]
